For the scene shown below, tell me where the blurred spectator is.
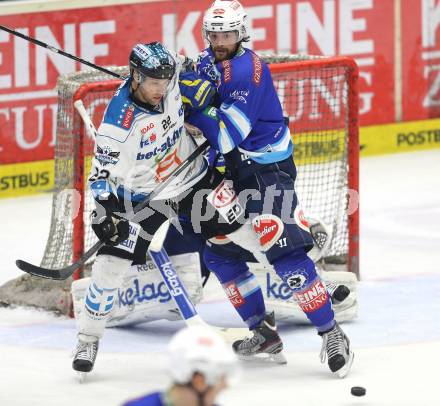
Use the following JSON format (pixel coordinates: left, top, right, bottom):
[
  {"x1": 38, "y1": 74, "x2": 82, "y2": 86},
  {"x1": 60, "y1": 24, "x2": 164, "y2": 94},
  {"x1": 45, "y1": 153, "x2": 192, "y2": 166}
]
[{"x1": 123, "y1": 326, "x2": 238, "y2": 406}]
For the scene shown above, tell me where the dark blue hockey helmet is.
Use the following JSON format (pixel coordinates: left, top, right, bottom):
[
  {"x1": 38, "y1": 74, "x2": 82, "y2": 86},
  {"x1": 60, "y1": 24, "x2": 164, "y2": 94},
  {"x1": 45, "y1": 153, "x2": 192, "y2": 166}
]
[{"x1": 129, "y1": 42, "x2": 176, "y2": 81}]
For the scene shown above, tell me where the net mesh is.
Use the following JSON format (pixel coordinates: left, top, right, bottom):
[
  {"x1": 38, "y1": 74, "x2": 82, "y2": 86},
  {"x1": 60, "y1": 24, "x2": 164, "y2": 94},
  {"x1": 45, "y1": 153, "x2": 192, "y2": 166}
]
[
  {"x1": 273, "y1": 64, "x2": 350, "y2": 262},
  {"x1": 0, "y1": 55, "x2": 357, "y2": 314}
]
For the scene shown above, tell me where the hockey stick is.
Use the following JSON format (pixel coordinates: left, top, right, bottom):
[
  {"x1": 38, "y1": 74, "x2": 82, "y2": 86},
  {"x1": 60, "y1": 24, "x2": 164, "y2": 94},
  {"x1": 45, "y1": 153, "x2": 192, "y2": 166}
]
[
  {"x1": 148, "y1": 220, "x2": 249, "y2": 341},
  {"x1": 74, "y1": 99, "x2": 98, "y2": 138},
  {"x1": 16, "y1": 102, "x2": 209, "y2": 279},
  {"x1": 16, "y1": 141, "x2": 208, "y2": 279},
  {"x1": 0, "y1": 24, "x2": 124, "y2": 79},
  {"x1": 76, "y1": 104, "x2": 248, "y2": 341},
  {"x1": 148, "y1": 220, "x2": 206, "y2": 326}
]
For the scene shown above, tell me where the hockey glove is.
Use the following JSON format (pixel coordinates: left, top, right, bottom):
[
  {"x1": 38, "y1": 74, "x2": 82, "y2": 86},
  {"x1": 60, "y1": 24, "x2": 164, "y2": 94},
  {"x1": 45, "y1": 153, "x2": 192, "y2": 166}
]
[
  {"x1": 91, "y1": 193, "x2": 129, "y2": 245},
  {"x1": 179, "y1": 71, "x2": 216, "y2": 110},
  {"x1": 223, "y1": 148, "x2": 242, "y2": 191},
  {"x1": 91, "y1": 210, "x2": 130, "y2": 246}
]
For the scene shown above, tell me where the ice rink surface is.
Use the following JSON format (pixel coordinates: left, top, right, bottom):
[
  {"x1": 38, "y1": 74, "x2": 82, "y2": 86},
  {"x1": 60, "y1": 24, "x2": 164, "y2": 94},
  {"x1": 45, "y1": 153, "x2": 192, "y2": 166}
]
[{"x1": 0, "y1": 150, "x2": 439, "y2": 406}]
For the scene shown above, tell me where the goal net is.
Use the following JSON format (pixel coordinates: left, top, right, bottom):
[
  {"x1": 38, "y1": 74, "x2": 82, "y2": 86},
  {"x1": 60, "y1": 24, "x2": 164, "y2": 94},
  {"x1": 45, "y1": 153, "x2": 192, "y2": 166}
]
[{"x1": 0, "y1": 55, "x2": 359, "y2": 315}]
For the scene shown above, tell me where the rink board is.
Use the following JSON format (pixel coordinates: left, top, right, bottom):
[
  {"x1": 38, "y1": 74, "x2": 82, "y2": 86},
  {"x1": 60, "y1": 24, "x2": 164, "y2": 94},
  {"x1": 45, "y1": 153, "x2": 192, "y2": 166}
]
[{"x1": 2, "y1": 117, "x2": 440, "y2": 198}]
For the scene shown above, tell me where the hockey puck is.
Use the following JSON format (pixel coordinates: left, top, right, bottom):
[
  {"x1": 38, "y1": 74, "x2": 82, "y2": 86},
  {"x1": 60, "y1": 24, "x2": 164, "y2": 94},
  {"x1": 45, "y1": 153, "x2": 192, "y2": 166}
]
[{"x1": 351, "y1": 386, "x2": 366, "y2": 396}]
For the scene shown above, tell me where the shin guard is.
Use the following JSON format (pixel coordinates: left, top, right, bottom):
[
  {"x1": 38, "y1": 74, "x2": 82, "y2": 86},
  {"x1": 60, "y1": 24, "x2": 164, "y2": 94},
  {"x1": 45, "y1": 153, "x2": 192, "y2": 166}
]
[{"x1": 273, "y1": 251, "x2": 335, "y2": 332}]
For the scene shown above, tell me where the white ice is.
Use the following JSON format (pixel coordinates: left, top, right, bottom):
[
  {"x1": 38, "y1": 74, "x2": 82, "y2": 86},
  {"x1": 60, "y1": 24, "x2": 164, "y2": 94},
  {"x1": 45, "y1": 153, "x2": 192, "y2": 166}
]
[{"x1": 1, "y1": 150, "x2": 440, "y2": 406}]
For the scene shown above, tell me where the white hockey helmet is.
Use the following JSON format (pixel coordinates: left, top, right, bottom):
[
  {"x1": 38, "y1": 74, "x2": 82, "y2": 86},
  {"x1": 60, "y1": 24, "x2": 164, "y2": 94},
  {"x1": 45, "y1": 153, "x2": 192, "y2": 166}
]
[
  {"x1": 168, "y1": 326, "x2": 237, "y2": 386},
  {"x1": 203, "y1": 0, "x2": 249, "y2": 43}
]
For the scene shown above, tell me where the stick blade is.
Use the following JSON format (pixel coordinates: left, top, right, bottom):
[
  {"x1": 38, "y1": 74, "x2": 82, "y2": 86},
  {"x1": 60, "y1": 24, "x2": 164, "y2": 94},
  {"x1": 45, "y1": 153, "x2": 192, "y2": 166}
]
[
  {"x1": 15, "y1": 241, "x2": 104, "y2": 281},
  {"x1": 15, "y1": 259, "x2": 70, "y2": 280}
]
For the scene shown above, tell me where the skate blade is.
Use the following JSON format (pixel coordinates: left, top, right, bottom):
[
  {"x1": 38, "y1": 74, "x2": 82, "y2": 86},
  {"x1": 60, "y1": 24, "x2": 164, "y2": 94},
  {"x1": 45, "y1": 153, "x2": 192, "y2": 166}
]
[
  {"x1": 335, "y1": 351, "x2": 354, "y2": 378},
  {"x1": 238, "y1": 351, "x2": 287, "y2": 365},
  {"x1": 271, "y1": 351, "x2": 288, "y2": 365},
  {"x1": 76, "y1": 372, "x2": 88, "y2": 383}
]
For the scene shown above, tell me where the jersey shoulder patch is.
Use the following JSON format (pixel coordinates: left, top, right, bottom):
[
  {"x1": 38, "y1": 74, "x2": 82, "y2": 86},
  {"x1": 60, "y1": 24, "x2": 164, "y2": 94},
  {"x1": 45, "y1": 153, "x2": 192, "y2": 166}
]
[
  {"x1": 220, "y1": 48, "x2": 264, "y2": 88},
  {"x1": 249, "y1": 50, "x2": 264, "y2": 86},
  {"x1": 103, "y1": 81, "x2": 137, "y2": 131}
]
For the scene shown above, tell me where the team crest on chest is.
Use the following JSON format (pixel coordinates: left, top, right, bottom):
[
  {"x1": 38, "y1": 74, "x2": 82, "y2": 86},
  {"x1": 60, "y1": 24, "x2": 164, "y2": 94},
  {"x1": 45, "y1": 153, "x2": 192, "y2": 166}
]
[{"x1": 96, "y1": 145, "x2": 120, "y2": 166}]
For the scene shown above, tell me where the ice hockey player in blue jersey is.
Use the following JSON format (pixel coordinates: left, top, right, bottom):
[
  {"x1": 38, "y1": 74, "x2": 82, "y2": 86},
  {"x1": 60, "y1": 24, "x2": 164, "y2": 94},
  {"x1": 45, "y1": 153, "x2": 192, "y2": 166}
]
[
  {"x1": 185, "y1": 0, "x2": 354, "y2": 377},
  {"x1": 122, "y1": 326, "x2": 237, "y2": 406}
]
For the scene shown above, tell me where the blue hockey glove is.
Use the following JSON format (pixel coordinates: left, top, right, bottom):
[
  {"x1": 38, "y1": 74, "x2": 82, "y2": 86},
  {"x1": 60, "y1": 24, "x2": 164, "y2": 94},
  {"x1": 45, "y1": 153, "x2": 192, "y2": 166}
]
[{"x1": 179, "y1": 71, "x2": 216, "y2": 110}]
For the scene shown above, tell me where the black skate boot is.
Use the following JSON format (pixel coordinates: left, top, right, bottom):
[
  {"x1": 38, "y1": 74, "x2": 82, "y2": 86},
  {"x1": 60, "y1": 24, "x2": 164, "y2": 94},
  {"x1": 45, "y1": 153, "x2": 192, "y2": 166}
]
[
  {"x1": 319, "y1": 322, "x2": 354, "y2": 378},
  {"x1": 72, "y1": 337, "x2": 99, "y2": 380},
  {"x1": 232, "y1": 312, "x2": 287, "y2": 364}
]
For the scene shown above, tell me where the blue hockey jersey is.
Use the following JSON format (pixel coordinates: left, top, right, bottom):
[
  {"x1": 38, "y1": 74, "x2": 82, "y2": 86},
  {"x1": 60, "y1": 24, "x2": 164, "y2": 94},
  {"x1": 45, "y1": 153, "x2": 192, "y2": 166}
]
[
  {"x1": 186, "y1": 47, "x2": 292, "y2": 165},
  {"x1": 123, "y1": 391, "x2": 164, "y2": 406},
  {"x1": 123, "y1": 390, "x2": 220, "y2": 406}
]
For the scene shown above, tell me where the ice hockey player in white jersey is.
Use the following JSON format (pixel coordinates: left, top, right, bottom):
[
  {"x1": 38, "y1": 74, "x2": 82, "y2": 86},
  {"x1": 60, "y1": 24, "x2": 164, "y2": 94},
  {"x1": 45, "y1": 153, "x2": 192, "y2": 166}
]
[
  {"x1": 71, "y1": 42, "x2": 228, "y2": 376},
  {"x1": 122, "y1": 326, "x2": 237, "y2": 406}
]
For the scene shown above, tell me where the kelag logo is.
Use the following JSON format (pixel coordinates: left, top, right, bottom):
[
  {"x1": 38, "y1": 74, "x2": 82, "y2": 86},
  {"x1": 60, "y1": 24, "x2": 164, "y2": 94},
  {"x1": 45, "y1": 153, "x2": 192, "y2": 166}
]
[
  {"x1": 266, "y1": 273, "x2": 294, "y2": 300},
  {"x1": 118, "y1": 278, "x2": 171, "y2": 307},
  {"x1": 161, "y1": 262, "x2": 183, "y2": 296}
]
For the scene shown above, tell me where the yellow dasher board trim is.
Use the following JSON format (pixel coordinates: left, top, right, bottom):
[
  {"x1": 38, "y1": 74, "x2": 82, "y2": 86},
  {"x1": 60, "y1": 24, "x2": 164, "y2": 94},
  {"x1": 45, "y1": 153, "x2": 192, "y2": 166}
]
[
  {"x1": 291, "y1": 129, "x2": 347, "y2": 166},
  {"x1": 360, "y1": 117, "x2": 440, "y2": 157},
  {"x1": 0, "y1": 159, "x2": 54, "y2": 198}
]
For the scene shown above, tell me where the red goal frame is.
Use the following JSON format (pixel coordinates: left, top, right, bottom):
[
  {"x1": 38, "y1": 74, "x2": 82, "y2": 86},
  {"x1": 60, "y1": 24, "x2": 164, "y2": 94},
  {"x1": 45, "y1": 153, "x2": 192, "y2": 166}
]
[{"x1": 70, "y1": 57, "x2": 359, "y2": 280}]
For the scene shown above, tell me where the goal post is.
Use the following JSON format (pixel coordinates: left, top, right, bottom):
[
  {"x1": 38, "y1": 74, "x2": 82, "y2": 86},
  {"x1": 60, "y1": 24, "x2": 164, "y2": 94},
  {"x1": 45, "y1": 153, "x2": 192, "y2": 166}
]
[{"x1": 0, "y1": 55, "x2": 359, "y2": 314}]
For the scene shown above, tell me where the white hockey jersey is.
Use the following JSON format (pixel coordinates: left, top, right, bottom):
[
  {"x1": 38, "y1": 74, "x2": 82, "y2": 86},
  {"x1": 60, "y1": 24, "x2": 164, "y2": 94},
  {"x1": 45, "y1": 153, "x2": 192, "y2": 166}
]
[{"x1": 89, "y1": 66, "x2": 207, "y2": 203}]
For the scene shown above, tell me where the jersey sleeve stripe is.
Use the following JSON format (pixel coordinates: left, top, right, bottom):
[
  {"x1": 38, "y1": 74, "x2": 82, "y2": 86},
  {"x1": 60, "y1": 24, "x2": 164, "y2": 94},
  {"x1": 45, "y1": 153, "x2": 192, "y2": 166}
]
[
  {"x1": 221, "y1": 103, "x2": 251, "y2": 141},
  {"x1": 219, "y1": 121, "x2": 236, "y2": 154}
]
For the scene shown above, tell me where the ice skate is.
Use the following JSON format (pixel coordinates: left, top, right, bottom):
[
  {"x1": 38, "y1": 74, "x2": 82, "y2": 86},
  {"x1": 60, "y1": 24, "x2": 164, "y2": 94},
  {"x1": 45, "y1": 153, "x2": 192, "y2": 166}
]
[
  {"x1": 319, "y1": 322, "x2": 354, "y2": 378},
  {"x1": 232, "y1": 312, "x2": 287, "y2": 364},
  {"x1": 72, "y1": 337, "x2": 99, "y2": 381}
]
